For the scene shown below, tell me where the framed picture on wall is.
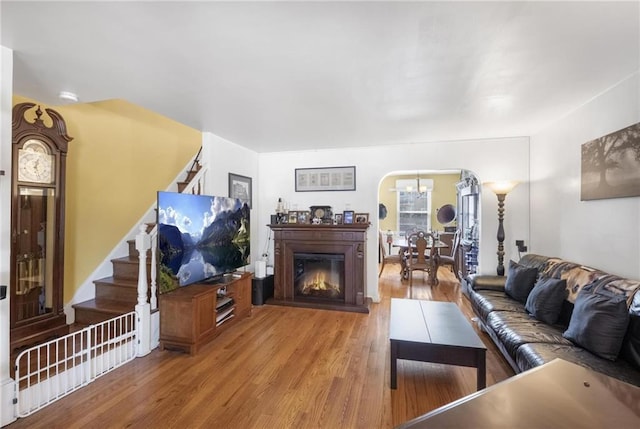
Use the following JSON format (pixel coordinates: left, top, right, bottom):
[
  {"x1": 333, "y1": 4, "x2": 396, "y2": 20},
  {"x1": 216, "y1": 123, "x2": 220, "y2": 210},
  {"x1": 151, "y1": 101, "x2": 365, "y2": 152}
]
[
  {"x1": 580, "y1": 122, "x2": 640, "y2": 200},
  {"x1": 295, "y1": 166, "x2": 356, "y2": 192},
  {"x1": 228, "y1": 173, "x2": 252, "y2": 208}
]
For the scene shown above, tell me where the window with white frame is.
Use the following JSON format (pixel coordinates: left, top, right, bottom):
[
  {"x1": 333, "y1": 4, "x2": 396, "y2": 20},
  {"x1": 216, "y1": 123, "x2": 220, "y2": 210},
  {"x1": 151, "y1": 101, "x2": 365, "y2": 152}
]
[{"x1": 396, "y1": 179, "x2": 432, "y2": 235}]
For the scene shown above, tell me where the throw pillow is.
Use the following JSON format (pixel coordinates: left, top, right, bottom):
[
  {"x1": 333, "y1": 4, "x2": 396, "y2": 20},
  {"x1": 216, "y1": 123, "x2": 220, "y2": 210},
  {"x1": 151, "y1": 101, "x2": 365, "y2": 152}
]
[
  {"x1": 525, "y1": 277, "x2": 568, "y2": 325},
  {"x1": 504, "y1": 260, "x2": 539, "y2": 303},
  {"x1": 620, "y1": 316, "x2": 640, "y2": 371},
  {"x1": 563, "y1": 286, "x2": 630, "y2": 361}
]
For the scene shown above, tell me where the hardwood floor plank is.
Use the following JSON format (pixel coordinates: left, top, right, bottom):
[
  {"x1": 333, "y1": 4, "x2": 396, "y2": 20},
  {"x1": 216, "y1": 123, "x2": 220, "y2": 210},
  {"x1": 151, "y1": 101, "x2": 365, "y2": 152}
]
[{"x1": 8, "y1": 264, "x2": 513, "y2": 428}]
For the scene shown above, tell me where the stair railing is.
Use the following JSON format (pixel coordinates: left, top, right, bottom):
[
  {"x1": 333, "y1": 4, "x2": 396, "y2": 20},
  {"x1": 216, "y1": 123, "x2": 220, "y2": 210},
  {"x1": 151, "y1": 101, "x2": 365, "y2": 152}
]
[{"x1": 135, "y1": 150, "x2": 208, "y2": 352}]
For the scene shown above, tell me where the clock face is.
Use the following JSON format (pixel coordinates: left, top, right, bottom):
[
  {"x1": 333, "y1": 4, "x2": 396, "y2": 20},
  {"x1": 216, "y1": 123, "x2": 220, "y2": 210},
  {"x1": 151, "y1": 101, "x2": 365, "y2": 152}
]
[
  {"x1": 18, "y1": 139, "x2": 54, "y2": 184},
  {"x1": 310, "y1": 206, "x2": 332, "y2": 222}
]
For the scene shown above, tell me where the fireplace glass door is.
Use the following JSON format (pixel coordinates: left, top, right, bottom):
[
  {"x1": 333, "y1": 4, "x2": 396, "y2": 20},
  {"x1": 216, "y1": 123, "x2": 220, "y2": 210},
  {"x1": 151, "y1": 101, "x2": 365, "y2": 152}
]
[{"x1": 294, "y1": 253, "x2": 345, "y2": 302}]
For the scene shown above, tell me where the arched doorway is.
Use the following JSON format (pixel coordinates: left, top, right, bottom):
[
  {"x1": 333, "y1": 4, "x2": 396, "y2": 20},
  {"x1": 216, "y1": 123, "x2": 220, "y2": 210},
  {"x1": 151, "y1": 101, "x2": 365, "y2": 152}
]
[{"x1": 377, "y1": 169, "x2": 480, "y2": 287}]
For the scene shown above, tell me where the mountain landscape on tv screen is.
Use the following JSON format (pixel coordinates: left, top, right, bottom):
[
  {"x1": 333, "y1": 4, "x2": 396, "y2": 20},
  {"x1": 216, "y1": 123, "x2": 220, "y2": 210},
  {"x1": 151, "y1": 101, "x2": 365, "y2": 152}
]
[{"x1": 157, "y1": 193, "x2": 250, "y2": 294}]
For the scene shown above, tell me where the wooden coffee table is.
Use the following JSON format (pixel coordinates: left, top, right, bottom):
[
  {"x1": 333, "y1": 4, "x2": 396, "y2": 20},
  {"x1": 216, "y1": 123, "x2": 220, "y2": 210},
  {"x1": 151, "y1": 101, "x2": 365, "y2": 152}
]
[{"x1": 389, "y1": 298, "x2": 486, "y2": 390}]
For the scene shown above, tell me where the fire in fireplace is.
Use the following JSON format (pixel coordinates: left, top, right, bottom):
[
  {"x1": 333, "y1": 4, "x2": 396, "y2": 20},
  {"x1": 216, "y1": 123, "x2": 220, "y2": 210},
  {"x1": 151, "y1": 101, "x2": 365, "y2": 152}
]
[{"x1": 294, "y1": 253, "x2": 345, "y2": 301}]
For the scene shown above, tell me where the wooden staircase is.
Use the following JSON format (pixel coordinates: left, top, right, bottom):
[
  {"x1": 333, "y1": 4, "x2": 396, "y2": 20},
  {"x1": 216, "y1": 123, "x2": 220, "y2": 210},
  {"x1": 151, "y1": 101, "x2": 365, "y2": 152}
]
[
  {"x1": 72, "y1": 158, "x2": 202, "y2": 328},
  {"x1": 72, "y1": 225, "x2": 154, "y2": 327}
]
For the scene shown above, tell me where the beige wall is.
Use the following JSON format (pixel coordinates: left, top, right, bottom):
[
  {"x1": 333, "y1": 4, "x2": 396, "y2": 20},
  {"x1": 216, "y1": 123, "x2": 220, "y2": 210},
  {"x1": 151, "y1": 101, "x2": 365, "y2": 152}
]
[
  {"x1": 12, "y1": 96, "x2": 201, "y2": 302},
  {"x1": 378, "y1": 172, "x2": 459, "y2": 233}
]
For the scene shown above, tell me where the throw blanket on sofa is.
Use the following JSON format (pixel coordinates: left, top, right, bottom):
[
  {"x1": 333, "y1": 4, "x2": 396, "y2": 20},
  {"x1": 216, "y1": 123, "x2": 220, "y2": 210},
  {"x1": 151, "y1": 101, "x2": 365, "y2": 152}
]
[{"x1": 541, "y1": 258, "x2": 640, "y2": 304}]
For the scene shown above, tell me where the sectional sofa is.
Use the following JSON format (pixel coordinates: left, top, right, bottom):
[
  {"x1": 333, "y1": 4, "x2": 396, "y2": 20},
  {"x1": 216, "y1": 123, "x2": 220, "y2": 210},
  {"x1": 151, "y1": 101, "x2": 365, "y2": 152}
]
[{"x1": 466, "y1": 254, "x2": 640, "y2": 387}]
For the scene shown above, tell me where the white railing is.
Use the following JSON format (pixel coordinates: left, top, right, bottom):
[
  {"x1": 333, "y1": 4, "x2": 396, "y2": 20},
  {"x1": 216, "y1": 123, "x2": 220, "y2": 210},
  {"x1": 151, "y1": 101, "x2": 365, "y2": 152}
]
[
  {"x1": 11, "y1": 152, "x2": 207, "y2": 420},
  {"x1": 14, "y1": 312, "x2": 137, "y2": 417}
]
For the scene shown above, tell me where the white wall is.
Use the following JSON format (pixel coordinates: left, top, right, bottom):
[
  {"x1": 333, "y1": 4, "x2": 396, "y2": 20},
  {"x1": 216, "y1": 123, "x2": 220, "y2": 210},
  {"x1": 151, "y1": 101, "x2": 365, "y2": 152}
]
[
  {"x1": 202, "y1": 132, "x2": 260, "y2": 271},
  {"x1": 258, "y1": 137, "x2": 531, "y2": 302},
  {"x1": 0, "y1": 45, "x2": 16, "y2": 426},
  {"x1": 530, "y1": 72, "x2": 640, "y2": 280}
]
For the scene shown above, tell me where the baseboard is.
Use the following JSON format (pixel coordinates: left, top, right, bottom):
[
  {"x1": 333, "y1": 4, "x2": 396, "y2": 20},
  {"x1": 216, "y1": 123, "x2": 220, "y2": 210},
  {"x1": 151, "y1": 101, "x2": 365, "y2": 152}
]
[{"x1": 0, "y1": 377, "x2": 15, "y2": 426}]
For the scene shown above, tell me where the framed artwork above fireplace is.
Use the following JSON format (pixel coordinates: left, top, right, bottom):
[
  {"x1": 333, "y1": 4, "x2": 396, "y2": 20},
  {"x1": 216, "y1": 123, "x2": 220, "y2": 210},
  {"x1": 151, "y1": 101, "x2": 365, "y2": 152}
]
[{"x1": 295, "y1": 166, "x2": 356, "y2": 192}]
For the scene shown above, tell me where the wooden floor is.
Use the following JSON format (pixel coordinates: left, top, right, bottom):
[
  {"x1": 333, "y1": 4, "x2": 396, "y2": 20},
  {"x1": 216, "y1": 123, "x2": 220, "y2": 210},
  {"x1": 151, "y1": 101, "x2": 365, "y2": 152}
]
[{"x1": 8, "y1": 265, "x2": 513, "y2": 428}]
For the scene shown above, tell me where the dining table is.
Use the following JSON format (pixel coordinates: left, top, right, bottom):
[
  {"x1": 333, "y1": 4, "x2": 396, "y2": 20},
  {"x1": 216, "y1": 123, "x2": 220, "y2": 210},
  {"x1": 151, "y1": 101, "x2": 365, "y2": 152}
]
[{"x1": 392, "y1": 237, "x2": 449, "y2": 285}]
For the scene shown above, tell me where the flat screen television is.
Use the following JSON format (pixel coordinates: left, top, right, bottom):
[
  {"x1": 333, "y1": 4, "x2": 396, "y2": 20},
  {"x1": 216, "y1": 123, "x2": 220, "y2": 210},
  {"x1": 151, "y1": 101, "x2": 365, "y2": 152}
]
[{"x1": 156, "y1": 191, "x2": 250, "y2": 294}]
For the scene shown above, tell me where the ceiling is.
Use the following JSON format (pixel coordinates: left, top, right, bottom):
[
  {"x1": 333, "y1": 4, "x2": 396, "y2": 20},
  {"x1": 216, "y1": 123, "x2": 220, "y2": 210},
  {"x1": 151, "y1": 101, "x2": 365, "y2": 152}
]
[{"x1": 2, "y1": 1, "x2": 638, "y2": 153}]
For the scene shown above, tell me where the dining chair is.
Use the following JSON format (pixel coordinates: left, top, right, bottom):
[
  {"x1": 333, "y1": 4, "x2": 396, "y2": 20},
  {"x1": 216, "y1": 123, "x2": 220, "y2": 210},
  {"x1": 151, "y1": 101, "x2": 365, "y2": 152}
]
[
  {"x1": 379, "y1": 231, "x2": 402, "y2": 277},
  {"x1": 405, "y1": 231, "x2": 437, "y2": 295},
  {"x1": 439, "y1": 229, "x2": 461, "y2": 280}
]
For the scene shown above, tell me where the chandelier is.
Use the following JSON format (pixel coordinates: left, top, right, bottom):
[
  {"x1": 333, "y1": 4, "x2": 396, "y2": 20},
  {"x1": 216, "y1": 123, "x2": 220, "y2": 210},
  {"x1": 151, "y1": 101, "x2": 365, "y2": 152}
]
[{"x1": 406, "y1": 172, "x2": 428, "y2": 197}]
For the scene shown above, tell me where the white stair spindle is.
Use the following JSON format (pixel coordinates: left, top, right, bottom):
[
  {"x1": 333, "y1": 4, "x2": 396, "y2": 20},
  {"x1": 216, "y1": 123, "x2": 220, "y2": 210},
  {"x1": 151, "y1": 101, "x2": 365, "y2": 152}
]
[{"x1": 135, "y1": 224, "x2": 151, "y2": 356}]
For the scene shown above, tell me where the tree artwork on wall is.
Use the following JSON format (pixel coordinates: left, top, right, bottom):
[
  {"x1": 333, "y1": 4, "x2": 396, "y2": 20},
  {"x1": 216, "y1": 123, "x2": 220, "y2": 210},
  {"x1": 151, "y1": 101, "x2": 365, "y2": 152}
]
[{"x1": 581, "y1": 122, "x2": 640, "y2": 201}]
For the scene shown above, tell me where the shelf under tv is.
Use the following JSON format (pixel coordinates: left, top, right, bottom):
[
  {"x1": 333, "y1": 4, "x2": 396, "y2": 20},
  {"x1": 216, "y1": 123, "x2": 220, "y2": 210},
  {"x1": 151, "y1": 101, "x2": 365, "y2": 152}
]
[{"x1": 159, "y1": 272, "x2": 252, "y2": 355}]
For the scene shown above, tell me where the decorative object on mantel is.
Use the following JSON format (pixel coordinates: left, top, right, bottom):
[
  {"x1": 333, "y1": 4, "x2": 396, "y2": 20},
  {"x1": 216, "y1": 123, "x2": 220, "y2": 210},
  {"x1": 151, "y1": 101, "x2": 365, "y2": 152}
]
[
  {"x1": 295, "y1": 166, "x2": 356, "y2": 192},
  {"x1": 273, "y1": 198, "x2": 288, "y2": 224},
  {"x1": 484, "y1": 181, "x2": 519, "y2": 276},
  {"x1": 581, "y1": 122, "x2": 640, "y2": 201},
  {"x1": 228, "y1": 173, "x2": 252, "y2": 208},
  {"x1": 343, "y1": 210, "x2": 355, "y2": 224},
  {"x1": 355, "y1": 213, "x2": 369, "y2": 224},
  {"x1": 269, "y1": 202, "x2": 368, "y2": 226},
  {"x1": 297, "y1": 210, "x2": 310, "y2": 224},
  {"x1": 309, "y1": 205, "x2": 333, "y2": 224}
]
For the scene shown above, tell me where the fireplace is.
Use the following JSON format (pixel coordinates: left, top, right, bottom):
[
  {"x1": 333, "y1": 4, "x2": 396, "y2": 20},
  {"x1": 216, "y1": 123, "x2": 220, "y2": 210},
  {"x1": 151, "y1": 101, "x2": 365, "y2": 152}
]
[
  {"x1": 269, "y1": 224, "x2": 370, "y2": 313},
  {"x1": 294, "y1": 253, "x2": 345, "y2": 302}
]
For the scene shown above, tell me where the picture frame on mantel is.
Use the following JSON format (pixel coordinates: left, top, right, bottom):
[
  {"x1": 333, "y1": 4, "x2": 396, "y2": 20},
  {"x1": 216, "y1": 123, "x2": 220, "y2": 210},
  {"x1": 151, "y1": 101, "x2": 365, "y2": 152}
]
[
  {"x1": 355, "y1": 213, "x2": 369, "y2": 224},
  {"x1": 228, "y1": 173, "x2": 252, "y2": 208},
  {"x1": 343, "y1": 210, "x2": 355, "y2": 224},
  {"x1": 295, "y1": 166, "x2": 356, "y2": 192}
]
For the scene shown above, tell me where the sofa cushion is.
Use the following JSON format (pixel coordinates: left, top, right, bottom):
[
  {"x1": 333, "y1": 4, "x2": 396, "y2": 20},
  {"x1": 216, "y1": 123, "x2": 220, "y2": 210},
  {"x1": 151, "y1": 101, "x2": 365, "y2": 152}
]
[
  {"x1": 516, "y1": 343, "x2": 640, "y2": 387},
  {"x1": 620, "y1": 289, "x2": 640, "y2": 371},
  {"x1": 525, "y1": 277, "x2": 568, "y2": 325},
  {"x1": 468, "y1": 275, "x2": 506, "y2": 292},
  {"x1": 563, "y1": 287, "x2": 630, "y2": 361},
  {"x1": 504, "y1": 260, "x2": 539, "y2": 303},
  {"x1": 517, "y1": 254, "x2": 551, "y2": 271},
  {"x1": 469, "y1": 289, "x2": 526, "y2": 321},
  {"x1": 620, "y1": 315, "x2": 640, "y2": 371},
  {"x1": 487, "y1": 311, "x2": 572, "y2": 359}
]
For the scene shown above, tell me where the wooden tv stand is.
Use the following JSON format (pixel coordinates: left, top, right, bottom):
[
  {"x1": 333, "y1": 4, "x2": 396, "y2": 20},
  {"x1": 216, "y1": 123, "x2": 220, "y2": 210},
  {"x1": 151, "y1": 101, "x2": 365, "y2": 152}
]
[{"x1": 159, "y1": 272, "x2": 252, "y2": 355}]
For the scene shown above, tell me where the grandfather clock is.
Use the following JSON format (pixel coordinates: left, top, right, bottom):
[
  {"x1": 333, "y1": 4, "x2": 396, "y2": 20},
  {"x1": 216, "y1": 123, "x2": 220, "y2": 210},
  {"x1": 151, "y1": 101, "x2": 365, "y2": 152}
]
[{"x1": 10, "y1": 103, "x2": 73, "y2": 352}]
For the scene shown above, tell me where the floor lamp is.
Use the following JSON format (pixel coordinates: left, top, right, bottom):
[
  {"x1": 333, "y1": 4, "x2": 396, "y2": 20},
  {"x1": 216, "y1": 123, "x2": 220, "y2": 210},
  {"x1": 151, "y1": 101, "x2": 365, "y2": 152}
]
[{"x1": 485, "y1": 181, "x2": 519, "y2": 276}]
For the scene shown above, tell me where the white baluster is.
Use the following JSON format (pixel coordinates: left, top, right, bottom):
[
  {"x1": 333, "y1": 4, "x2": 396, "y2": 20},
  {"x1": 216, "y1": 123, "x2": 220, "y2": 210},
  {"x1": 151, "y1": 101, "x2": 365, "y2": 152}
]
[
  {"x1": 150, "y1": 228, "x2": 158, "y2": 310},
  {"x1": 135, "y1": 224, "x2": 151, "y2": 357},
  {"x1": 135, "y1": 224, "x2": 150, "y2": 306}
]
